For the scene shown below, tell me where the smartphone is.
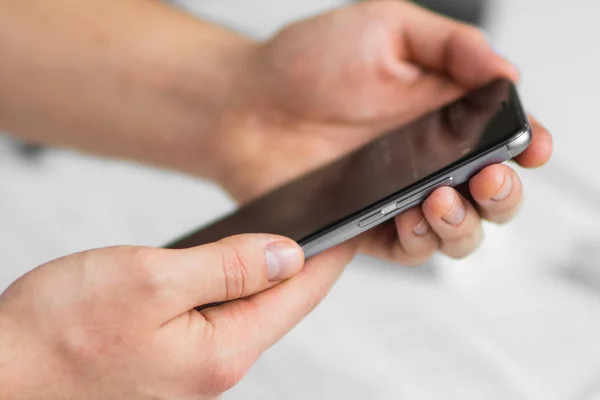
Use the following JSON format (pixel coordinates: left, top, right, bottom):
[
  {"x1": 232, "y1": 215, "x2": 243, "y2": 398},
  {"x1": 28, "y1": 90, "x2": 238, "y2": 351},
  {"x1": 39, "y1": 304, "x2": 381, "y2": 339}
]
[{"x1": 166, "y1": 79, "x2": 531, "y2": 258}]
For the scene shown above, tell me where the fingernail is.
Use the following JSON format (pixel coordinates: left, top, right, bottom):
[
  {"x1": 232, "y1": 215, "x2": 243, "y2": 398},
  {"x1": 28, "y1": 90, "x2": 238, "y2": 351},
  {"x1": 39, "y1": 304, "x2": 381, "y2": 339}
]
[
  {"x1": 413, "y1": 218, "x2": 430, "y2": 236},
  {"x1": 492, "y1": 174, "x2": 513, "y2": 201},
  {"x1": 443, "y1": 196, "x2": 466, "y2": 226},
  {"x1": 266, "y1": 242, "x2": 304, "y2": 282}
]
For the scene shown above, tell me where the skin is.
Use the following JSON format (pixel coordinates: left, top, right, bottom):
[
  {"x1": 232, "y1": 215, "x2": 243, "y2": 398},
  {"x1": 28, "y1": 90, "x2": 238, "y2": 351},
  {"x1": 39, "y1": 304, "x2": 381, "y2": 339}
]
[
  {"x1": 0, "y1": 0, "x2": 552, "y2": 398},
  {"x1": 0, "y1": 235, "x2": 356, "y2": 399},
  {"x1": 214, "y1": 1, "x2": 552, "y2": 263}
]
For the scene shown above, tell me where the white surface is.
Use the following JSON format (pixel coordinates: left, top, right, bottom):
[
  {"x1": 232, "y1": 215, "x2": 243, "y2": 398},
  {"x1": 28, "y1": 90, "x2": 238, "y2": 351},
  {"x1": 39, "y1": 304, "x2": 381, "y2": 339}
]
[{"x1": 2, "y1": 0, "x2": 600, "y2": 399}]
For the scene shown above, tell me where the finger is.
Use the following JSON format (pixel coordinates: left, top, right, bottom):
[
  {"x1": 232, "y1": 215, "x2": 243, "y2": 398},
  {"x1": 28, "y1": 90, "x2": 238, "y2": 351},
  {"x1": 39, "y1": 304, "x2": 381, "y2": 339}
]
[
  {"x1": 355, "y1": 211, "x2": 439, "y2": 266},
  {"x1": 142, "y1": 234, "x2": 304, "y2": 319},
  {"x1": 391, "y1": 206, "x2": 440, "y2": 266},
  {"x1": 201, "y1": 240, "x2": 358, "y2": 364},
  {"x1": 469, "y1": 164, "x2": 523, "y2": 224},
  {"x1": 422, "y1": 186, "x2": 484, "y2": 259},
  {"x1": 396, "y1": 1, "x2": 519, "y2": 88},
  {"x1": 514, "y1": 115, "x2": 553, "y2": 168}
]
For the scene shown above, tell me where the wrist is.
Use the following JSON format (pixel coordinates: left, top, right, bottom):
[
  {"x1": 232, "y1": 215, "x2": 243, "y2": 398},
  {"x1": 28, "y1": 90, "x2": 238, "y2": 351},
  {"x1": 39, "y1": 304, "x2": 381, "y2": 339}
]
[
  {"x1": 142, "y1": 16, "x2": 261, "y2": 182},
  {"x1": 112, "y1": 6, "x2": 262, "y2": 183}
]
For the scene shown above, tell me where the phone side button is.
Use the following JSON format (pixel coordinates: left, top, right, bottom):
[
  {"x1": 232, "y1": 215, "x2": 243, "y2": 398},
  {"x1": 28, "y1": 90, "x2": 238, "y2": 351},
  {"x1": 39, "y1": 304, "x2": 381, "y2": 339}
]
[
  {"x1": 396, "y1": 177, "x2": 454, "y2": 209},
  {"x1": 381, "y1": 202, "x2": 399, "y2": 215},
  {"x1": 358, "y1": 211, "x2": 386, "y2": 228}
]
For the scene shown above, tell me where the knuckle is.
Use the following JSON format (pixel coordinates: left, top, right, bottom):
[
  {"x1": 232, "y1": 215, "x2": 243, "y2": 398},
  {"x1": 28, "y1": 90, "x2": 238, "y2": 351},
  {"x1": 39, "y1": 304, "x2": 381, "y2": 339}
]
[
  {"x1": 446, "y1": 250, "x2": 470, "y2": 260},
  {"x1": 363, "y1": 0, "x2": 405, "y2": 14},
  {"x1": 300, "y1": 285, "x2": 324, "y2": 314},
  {"x1": 205, "y1": 357, "x2": 251, "y2": 393},
  {"x1": 401, "y1": 244, "x2": 437, "y2": 266},
  {"x1": 487, "y1": 213, "x2": 514, "y2": 225},
  {"x1": 442, "y1": 244, "x2": 468, "y2": 260},
  {"x1": 442, "y1": 230, "x2": 484, "y2": 259},
  {"x1": 484, "y1": 201, "x2": 523, "y2": 225},
  {"x1": 127, "y1": 247, "x2": 165, "y2": 298},
  {"x1": 219, "y1": 248, "x2": 250, "y2": 301},
  {"x1": 394, "y1": 231, "x2": 440, "y2": 266},
  {"x1": 59, "y1": 324, "x2": 128, "y2": 363},
  {"x1": 460, "y1": 24, "x2": 485, "y2": 41},
  {"x1": 410, "y1": 250, "x2": 437, "y2": 266},
  {"x1": 60, "y1": 326, "x2": 96, "y2": 361},
  {"x1": 403, "y1": 256, "x2": 434, "y2": 267}
]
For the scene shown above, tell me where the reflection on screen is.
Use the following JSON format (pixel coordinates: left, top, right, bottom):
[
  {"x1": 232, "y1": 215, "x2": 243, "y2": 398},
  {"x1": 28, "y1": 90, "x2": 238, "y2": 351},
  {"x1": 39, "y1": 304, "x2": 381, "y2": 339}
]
[{"x1": 169, "y1": 79, "x2": 524, "y2": 247}]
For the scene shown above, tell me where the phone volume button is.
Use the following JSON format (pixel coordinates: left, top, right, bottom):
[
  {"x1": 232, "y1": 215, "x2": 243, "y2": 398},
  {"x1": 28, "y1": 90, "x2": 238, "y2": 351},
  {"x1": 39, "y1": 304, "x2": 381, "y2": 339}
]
[
  {"x1": 358, "y1": 211, "x2": 386, "y2": 228},
  {"x1": 359, "y1": 177, "x2": 454, "y2": 229},
  {"x1": 380, "y1": 203, "x2": 399, "y2": 215},
  {"x1": 396, "y1": 177, "x2": 454, "y2": 209}
]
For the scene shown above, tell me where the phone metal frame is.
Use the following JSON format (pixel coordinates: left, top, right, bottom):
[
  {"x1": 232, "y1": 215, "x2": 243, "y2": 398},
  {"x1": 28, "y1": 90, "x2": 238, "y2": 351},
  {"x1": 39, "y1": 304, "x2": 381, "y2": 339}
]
[
  {"x1": 299, "y1": 126, "x2": 533, "y2": 258},
  {"x1": 166, "y1": 80, "x2": 533, "y2": 259}
]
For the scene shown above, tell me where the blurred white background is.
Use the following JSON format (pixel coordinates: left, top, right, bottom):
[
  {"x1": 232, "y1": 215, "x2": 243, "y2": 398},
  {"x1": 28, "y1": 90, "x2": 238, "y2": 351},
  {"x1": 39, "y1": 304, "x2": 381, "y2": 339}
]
[{"x1": 1, "y1": 0, "x2": 599, "y2": 399}]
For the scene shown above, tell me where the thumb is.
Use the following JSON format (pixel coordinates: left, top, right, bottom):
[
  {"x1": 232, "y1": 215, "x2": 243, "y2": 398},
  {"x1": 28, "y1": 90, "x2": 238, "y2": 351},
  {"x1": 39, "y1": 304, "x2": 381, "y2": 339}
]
[
  {"x1": 392, "y1": 1, "x2": 518, "y2": 88},
  {"x1": 200, "y1": 239, "x2": 359, "y2": 366},
  {"x1": 151, "y1": 234, "x2": 304, "y2": 318}
]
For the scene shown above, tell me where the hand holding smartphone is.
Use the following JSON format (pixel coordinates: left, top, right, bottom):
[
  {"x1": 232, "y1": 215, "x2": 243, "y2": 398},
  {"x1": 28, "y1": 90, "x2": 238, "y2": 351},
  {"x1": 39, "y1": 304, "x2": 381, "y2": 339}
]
[{"x1": 166, "y1": 79, "x2": 531, "y2": 258}]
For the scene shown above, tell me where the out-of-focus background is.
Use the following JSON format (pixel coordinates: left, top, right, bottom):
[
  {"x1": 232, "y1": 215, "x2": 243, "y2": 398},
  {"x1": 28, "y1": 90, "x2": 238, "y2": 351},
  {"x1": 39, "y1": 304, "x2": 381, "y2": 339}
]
[{"x1": 2, "y1": 0, "x2": 600, "y2": 399}]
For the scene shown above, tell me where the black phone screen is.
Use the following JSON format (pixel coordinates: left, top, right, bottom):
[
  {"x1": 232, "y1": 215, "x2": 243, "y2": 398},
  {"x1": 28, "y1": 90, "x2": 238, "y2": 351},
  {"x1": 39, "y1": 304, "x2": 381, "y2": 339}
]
[{"x1": 168, "y1": 79, "x2": 528, "y2": 248}]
